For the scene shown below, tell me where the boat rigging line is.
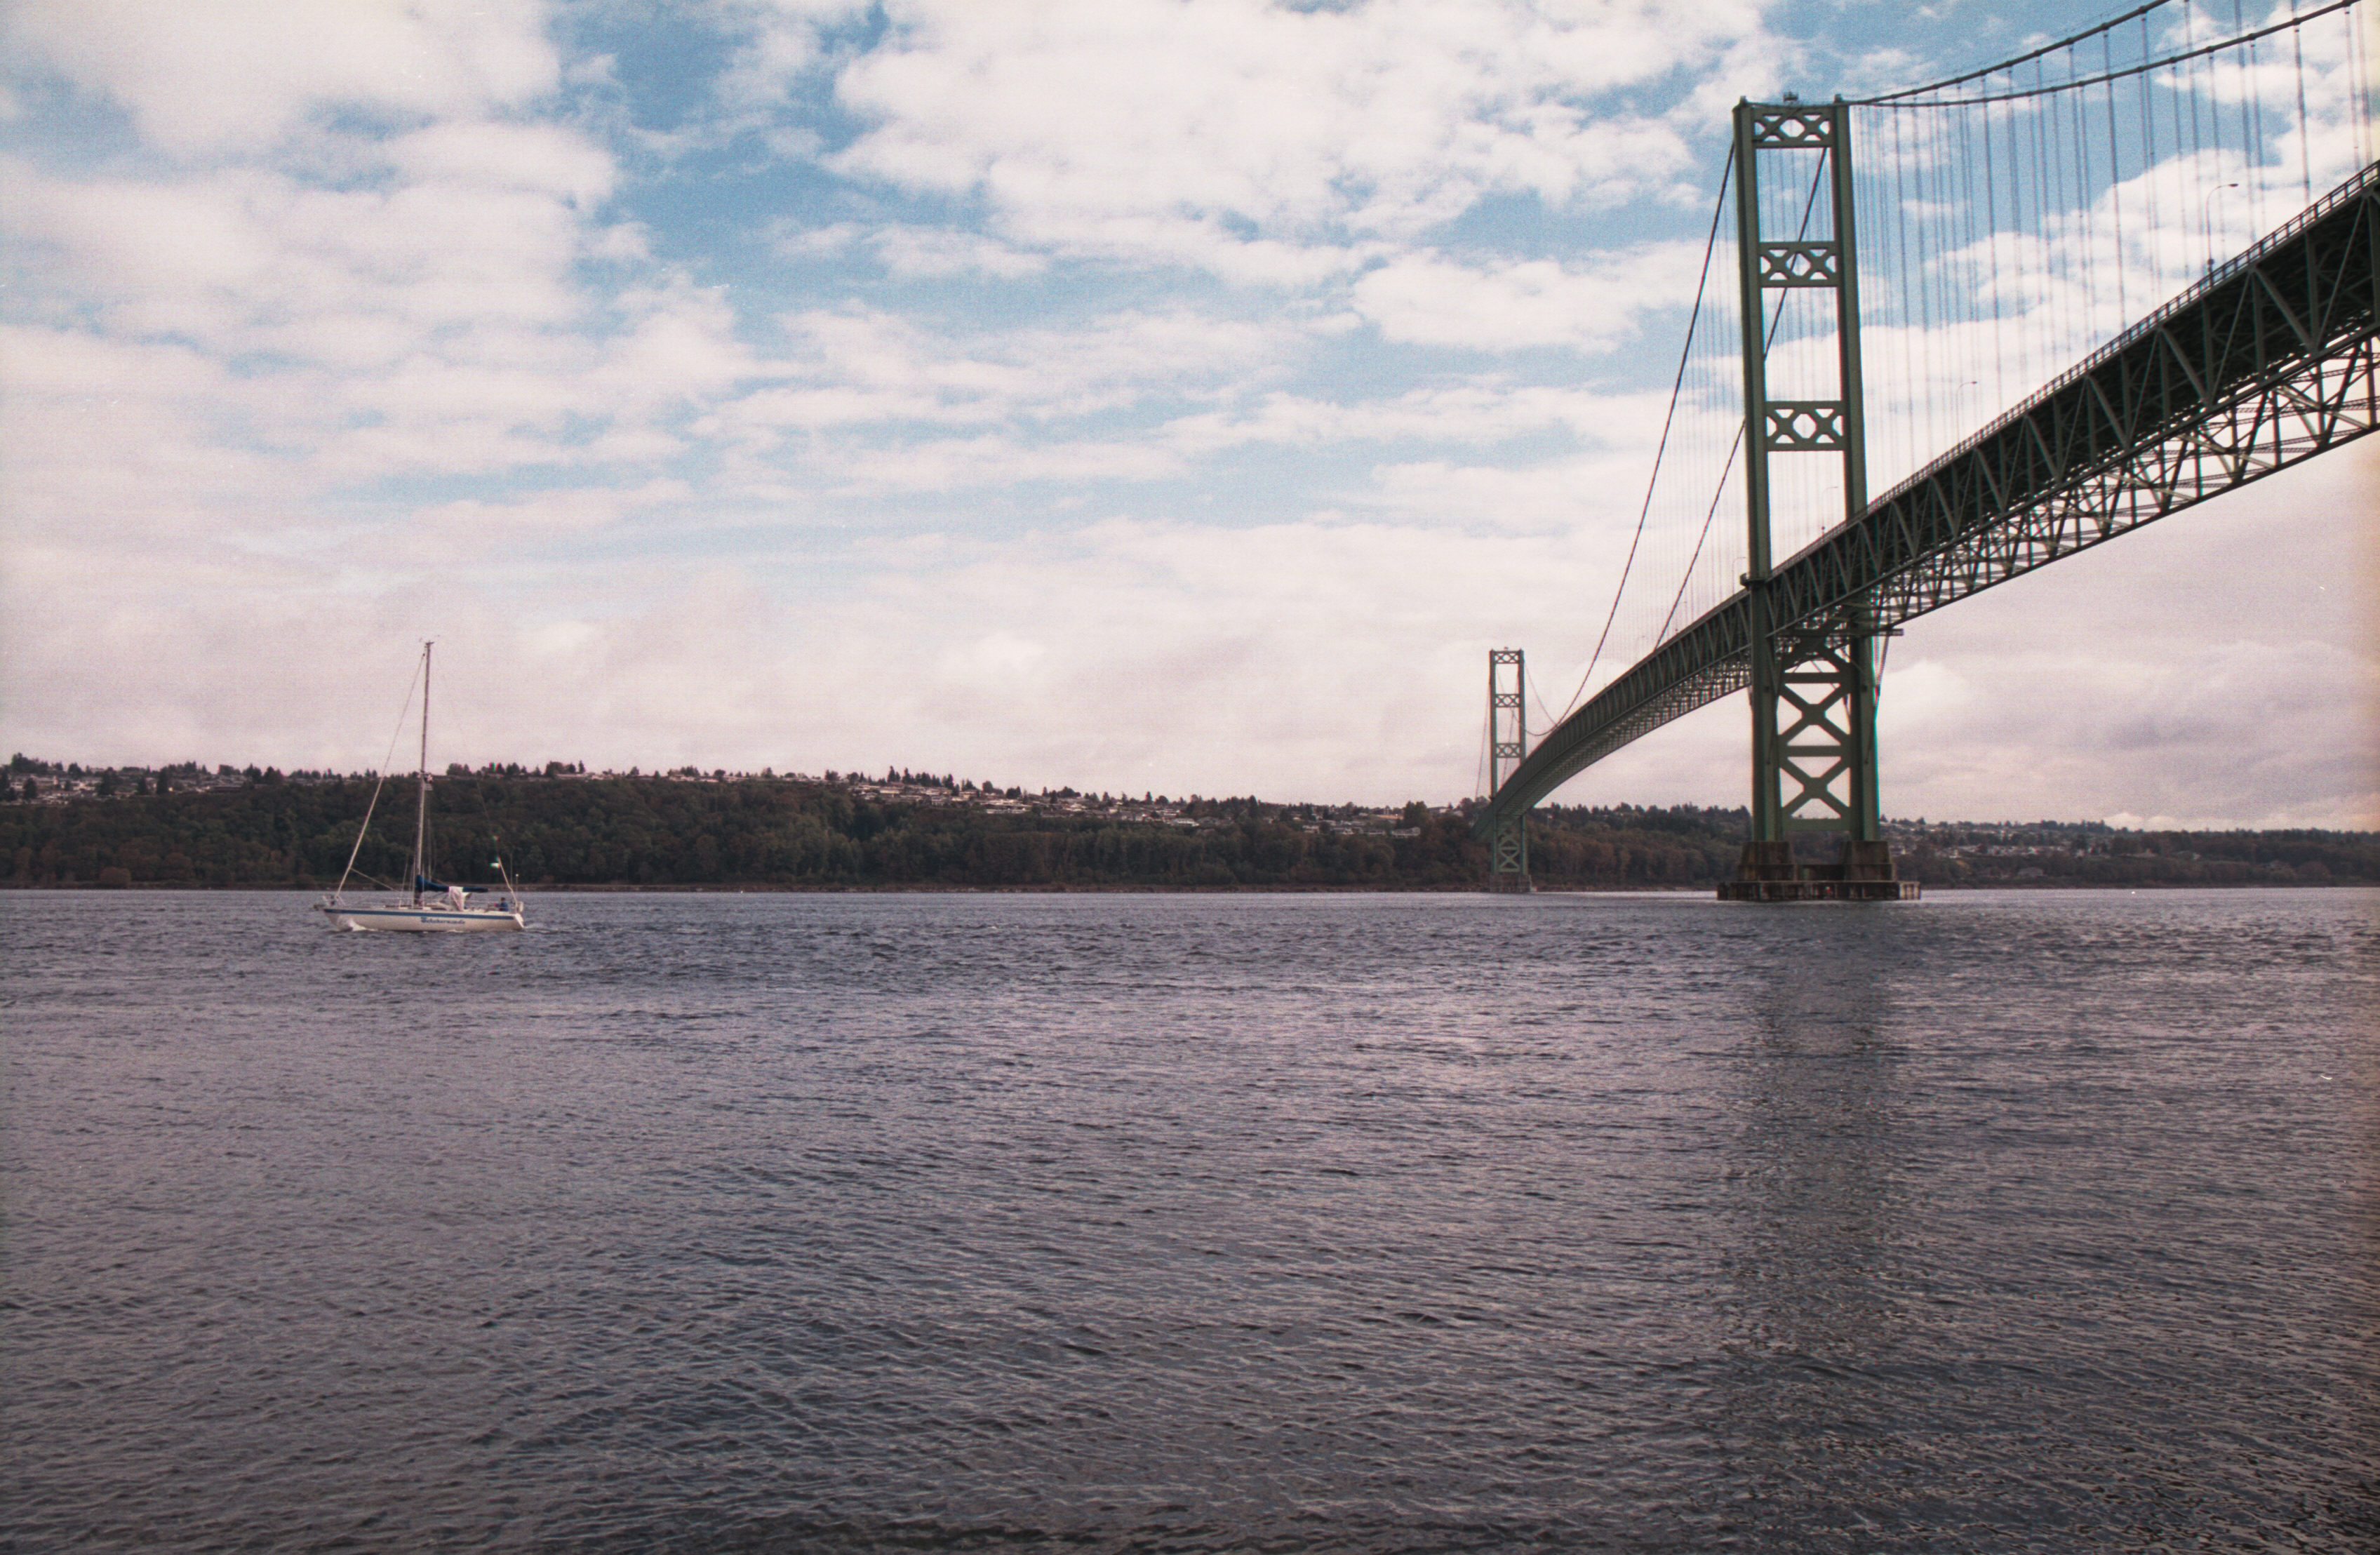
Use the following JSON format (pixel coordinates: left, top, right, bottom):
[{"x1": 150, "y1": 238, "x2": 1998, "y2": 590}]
[{"x1": 328, "y1": 646, "x2": 427, "y2": 900}]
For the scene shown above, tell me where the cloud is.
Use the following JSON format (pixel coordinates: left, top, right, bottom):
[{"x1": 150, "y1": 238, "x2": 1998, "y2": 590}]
[
  {"x1": 826, "y1": 434, "x2": 1191, "y2": 494},
  {"x1": 0, "y1": 325, "x2": 305, "y2": 549},
  {"x1": 4, "y1": 126, "x2": 623, "y2": 359},
  {"x1": 1, "y1": 114, "x2": 761, "y2": 487},
  {"x1": 780, "y1": 513, "x2": 1629, "y2": 796},
  {"x1": 869, "y1": 226, "x2": 1049, "y2": 279},
  {"x1": 713, "y1": 0, "x2": 871, "y2": 115},
  {"x1": 0, "y1": 500, "x2": 1610, "y2": 802},
  {"x1": 384, "y1": 119, "x2": 614, "y2": 203},
  {"x1": 409, "y1": 479, "x2": 697, "y2": 564},
  {"x1": 1350, "y1": 242, "x2": 1711, "y2": 350},
  {"x1": 1870, "y1": 442, "x2": 2379, "y2": 829},
  {"x1": 4, "y1": 0, "x2": 559, "y2": 154},
  {"x1": 4, "y1": 428, "x2": 2369, "y2": 821},
  {"x1": 1163, "y1": 382, "x2": 1633, "y2": 455},
  {"x1": 2, "y1": 0, "x2": 2372, "y2": 834},
  {"x1": 820, "y1": 0, "x2": 1764, "y2": 273},
  {"x1": 697, "y1": 305, "x2": 1292, "y2": 457}
]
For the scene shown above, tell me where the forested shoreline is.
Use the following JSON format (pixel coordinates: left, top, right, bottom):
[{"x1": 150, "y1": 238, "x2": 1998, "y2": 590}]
[
  {"x1": 1, "y1": 770, "x2": 1729, "y2": 891},
  {"x1": 3, "y1": 761, "x2": 2372, "y2": 891}
]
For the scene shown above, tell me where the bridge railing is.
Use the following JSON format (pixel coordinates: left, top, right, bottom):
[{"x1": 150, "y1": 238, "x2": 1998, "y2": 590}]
[
  {"x1": 1864, "y1": 158, "x2": 2379, "y2": 527},
  {"x1": 1476, "y1": 159, "x2": 2379, "y2": 837}
]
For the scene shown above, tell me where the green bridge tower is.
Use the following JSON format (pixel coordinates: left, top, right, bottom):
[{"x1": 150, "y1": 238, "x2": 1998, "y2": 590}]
[
  {"x1": 1718, "y1": 98, "x2": 1915, "y2": 902},
  {"x1": 1485, "y1": 648, "x2": 1532, "y2": 892}
]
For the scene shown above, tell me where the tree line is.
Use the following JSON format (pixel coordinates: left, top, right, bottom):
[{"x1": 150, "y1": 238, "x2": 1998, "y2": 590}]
[
  {"x1": 1, "y1": 775, "x2": 1747, "y2": 890},
  {"x1": 2, "y1": 772, "x2": 2371, "y2": 890}
]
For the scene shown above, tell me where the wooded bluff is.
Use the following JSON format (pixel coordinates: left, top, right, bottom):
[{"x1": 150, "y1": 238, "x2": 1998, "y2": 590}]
[{"x1": 3, "y1": 762, "x2": 2371, "y2": 890}]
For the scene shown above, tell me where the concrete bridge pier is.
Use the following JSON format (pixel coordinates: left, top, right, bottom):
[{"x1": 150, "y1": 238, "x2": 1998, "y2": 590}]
[{"x1": 1718, "y1": 838, "x2": 1920, "y2": 902}]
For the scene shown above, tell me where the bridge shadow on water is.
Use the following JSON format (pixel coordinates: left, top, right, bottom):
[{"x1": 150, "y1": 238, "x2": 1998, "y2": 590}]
[
  {"x1": 1678, "y1": 901, "x2": 2377, "y2": 1554},
  {"x1": 1702, "y1": 936, "x2": 1928, "y2": 1547}
]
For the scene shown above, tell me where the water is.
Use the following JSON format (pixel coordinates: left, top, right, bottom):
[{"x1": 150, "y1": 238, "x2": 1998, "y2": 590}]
[{"x1": 4, "y1": 889, "x2": 2374, "y2": 1552}]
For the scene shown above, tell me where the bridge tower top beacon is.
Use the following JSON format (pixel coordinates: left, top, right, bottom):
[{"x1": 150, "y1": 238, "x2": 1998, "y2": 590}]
[{"x1": 1722, "y1": 97, "x2": 1912, "y2": 901}]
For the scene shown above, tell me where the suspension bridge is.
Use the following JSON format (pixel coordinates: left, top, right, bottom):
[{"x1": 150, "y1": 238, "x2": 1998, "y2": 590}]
[{"x1": 1473, "y1": 0, "x2": 2376, "y2": 899}]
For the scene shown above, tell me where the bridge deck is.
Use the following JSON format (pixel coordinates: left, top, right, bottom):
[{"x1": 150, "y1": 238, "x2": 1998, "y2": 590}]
[{"x1": 1478, "y1": 160, "x2": 2379, "y2": 835}]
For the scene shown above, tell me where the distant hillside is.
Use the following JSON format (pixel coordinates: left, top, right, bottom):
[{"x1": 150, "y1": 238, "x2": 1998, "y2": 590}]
[
  {"x1": 0, "y1": 759, "x2": 1740, "y2": 890},
  {"x1": 1, "y1": 756, "x2": 2372, "y2": 890}
]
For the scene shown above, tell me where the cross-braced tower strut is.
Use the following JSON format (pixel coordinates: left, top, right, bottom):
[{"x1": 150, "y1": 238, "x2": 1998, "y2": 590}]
[{"x1": 1719, "y1": 98, "x2": 1916, "y2": 901}]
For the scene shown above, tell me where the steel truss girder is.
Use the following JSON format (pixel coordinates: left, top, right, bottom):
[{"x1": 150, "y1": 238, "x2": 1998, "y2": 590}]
[{"x1": 1476, "y1": 159, "x2": 2379, "y2": 838}]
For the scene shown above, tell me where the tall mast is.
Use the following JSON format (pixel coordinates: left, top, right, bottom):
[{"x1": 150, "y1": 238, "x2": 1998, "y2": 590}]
[{"x1": 413, "y1": 641, "x2": 431, "y2": 902}]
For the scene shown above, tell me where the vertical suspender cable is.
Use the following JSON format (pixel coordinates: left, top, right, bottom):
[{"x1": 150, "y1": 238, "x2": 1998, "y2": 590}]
[
  {"x1": 1909, "y1": 107, "x2": 1930, "y2": 465},
  {"x1": 1956, "y1": 103, "x2": 1978, "y2": 430},
  {"x1": 2030, "y1": 58, "x2": 2052, "y2": 382},
  {"x1": 1935, "y1": 105, "x2": 1953, "y2": 453},
  {"x1": 2292, "y1": 0, "x2": 2313, "y2": 203},
  {"x1": 1553, "y1": 149, "x2": 1734, "y2": 723},
  {"x1": 1982, "y1": 98, "x2": 2005, "y2": 411},
  {"x1": 1651, "y1": 157, "x2": 1829, "y2": 646},
  {"x1": 2108, "y1": 30, "x2": 2129, "y2": 321},
  {"x1": 2354, "y1": 3, "x2": 2374, "y2": 170},
  {"x1": 2186, "y1": 1, "x2": 2207, "y2": 232},
  {"x1": 2141, "y1": 11, "x2": 2161, "y2": 295},
  {"x1": 2071, "y1": 54, "x2": 2096, "y2": 356},
  {"x1": 2199, "y1": 2, "x2": 2218, "y2": 267},
  {"x1": 2024, "y1": 61, "x2": 2040, "y2": 378},
  {"x1": 1890, "y1": 107, "x2": 1916, "y2": 483},
  {"x1": 2018, "y1": 70, "x2": 2037, "y2": 390},
  {"x1": 2239, "y1": 0, "x2": 2264, "y2": 237}
]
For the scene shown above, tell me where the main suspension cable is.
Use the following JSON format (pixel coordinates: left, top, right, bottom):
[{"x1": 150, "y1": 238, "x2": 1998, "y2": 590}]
[
  {"x1": 1859, "y1": 0, "x2": 2360, "y2": 107},
  {"x1": 1555, "y1": 147, "x2": 1734, "y2": 725},
  {"x1": 1650, "y1": 154, "x2": 1833, "y2": 647},
  {"x1": 1859, "y1": 1, "x2": 2177, "y2": 105}
]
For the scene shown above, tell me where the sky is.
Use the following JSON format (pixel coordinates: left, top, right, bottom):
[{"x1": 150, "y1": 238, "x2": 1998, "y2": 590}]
[{"x1": 1, "y1": 0, "x2": 2373, "y2": 827}]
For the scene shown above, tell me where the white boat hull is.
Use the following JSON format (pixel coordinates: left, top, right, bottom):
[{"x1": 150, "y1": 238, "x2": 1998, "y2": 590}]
[{"x1": 321, "y1": 902, "x2": 524, "y2": 933}]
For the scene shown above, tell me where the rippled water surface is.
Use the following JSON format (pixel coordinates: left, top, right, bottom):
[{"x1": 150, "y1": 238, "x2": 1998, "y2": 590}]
[{"x1": 4, "y1": 889, "x2": 2376, "y2": 1552}]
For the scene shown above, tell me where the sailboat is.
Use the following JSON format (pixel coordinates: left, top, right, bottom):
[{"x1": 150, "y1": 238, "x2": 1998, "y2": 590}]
[{"x1": 319, "y1": 643, "x2": 527, "y2": 932}]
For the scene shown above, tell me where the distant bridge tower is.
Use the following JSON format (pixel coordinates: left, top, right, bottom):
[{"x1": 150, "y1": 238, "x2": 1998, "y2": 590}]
[
  {"x1": 1720, "y1": 98, "x2": 1912, "y2": 901},
  {"x1": 1486, "y1": 648, "x2": 1532, "y2": 892}
]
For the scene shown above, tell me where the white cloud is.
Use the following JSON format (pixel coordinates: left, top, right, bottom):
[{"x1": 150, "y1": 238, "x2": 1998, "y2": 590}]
[
  {"x1": 1, "y1": 154, "x2": 609, "y2": 362},
  {"x1": 1163, "y1": 382, "x2": 1631, "y2": 455},
  {"x1": 383, "y1": 120, "x2": 615, "y2": 204},
  {"x1": 4, "y1": 434, "x2": 2370, "y2": 821},
  {"x1": 1868, "y1": 443, "x2": 2379, "y2": 829},
  {"x1": 1, "y1": 109, "x2": 763, "y2": 489},
  {"x1": 870, "y1": 226, "x2": 1049, "y2": 279},
  {"x1": 822, "y1": 434, "x2": 1189, "y2": 495},
  {"x1": 824, "y1": 0, "x2": 1764, "y2": 273},
  {"x1": 1351, "y1": 243, "x2": 1710, "y2": 350},
  {"x1": 0, "y1": 324, "x2": 301, "y2": 547},
  {"x1": 698, "y1": 305, "x2": 1291, "y2": 453},
  {"x1": 410, "y1": 479, "x2": 696, "y2": 563},
  {"x1": 2, "y1": 0, "x2": 2372, "y2": 834},
  {"x1": 4, "y1": 0, "x2": 559, "y2": 154},
  {"x1": 1361, "y1": 450, "x2": 1664, "y2": 537},
  {"x1": 773, "y1": 220, "x2": 1053, "y2": 281},
  {"x1": 0, "y1": 506, "x2": 1560, "y2": 801}
]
